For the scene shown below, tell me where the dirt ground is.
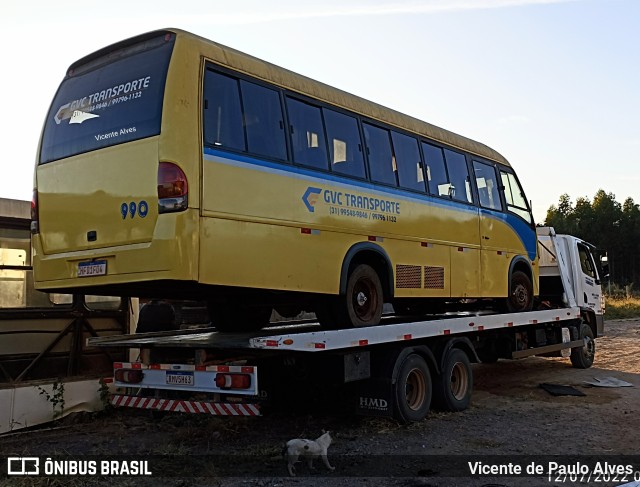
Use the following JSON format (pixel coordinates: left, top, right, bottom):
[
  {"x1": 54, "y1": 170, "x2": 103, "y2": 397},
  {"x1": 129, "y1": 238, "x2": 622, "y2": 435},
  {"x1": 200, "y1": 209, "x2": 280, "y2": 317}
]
[{"x1": 1, "y1": 318, "x2": 640, "y2": 487}]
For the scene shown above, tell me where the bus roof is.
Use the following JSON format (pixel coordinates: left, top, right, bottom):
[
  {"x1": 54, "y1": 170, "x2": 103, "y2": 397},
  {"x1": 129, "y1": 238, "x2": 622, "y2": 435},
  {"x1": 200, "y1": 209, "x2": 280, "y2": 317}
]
[{"x1": 72, "y1": 28, "x2": 511, "y2": 167}]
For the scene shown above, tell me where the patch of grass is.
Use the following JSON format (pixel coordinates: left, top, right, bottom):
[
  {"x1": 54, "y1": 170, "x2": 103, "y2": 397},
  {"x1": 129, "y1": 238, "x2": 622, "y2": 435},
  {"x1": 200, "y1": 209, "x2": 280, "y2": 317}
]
[{"x1": 604, "y1": 296, "x2": 640, "y2": 320}]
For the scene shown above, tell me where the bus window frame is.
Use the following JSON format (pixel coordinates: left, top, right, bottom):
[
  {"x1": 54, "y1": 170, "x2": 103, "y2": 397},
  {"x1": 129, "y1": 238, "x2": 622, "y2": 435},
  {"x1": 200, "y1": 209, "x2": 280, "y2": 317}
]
[
  {"x1": 321, "y1": 105, "x2": 368, "y2": 181},
  {"x1": 202, "y1": 62, "x2": 292, "y2": 166},
  {"x1": 200, "y1": 61, "x2": 521, "y2": 217},
  {"x1": 499, "y1": 166, "x2": 535, "y2": 227},
  {"x1": 361, "y1": 120, "x2": 400, "y2": 189},
  {"x1": 471, "y1": 159, "x2": 504, "y2": 212},
  {"x1": 284, "y1": 95, "x2": 331, "y2": 171}
]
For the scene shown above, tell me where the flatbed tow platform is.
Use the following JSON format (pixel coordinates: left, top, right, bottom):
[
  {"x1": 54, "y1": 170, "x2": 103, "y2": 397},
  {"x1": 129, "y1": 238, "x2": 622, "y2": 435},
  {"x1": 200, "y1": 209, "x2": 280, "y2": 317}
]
[
  {"x1": 88, "y1": 308, "x2": 583, "y2": 353},
  {"x1": 86, "y1": 305, "x2": 595, "y2": 422}
]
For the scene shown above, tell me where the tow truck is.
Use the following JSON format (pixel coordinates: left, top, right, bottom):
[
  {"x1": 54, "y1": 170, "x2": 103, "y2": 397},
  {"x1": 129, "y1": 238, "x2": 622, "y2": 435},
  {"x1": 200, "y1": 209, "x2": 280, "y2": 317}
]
[{"x1": 88, "y1": 227, "x2": 604, "y2": 423}]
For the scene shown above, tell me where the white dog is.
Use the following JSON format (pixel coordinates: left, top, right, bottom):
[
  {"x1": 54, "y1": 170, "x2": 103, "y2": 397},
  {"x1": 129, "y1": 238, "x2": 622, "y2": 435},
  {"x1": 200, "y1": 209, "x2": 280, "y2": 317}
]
[{"x1": 283, "y1": 431, "x2": 335, "y2": 477}]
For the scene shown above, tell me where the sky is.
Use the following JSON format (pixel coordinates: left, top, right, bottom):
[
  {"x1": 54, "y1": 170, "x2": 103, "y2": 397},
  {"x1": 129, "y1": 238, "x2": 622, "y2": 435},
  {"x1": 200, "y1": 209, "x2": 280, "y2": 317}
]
[{"x1": 3, "y1": 0, "x2": 639, "y2": 223}]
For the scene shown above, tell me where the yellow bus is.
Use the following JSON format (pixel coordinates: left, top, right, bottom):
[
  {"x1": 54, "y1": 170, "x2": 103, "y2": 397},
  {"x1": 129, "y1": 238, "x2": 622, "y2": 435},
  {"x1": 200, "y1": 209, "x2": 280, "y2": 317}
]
[{"x1": 32, "y1": 29, "x2": 538, "y2": 331}]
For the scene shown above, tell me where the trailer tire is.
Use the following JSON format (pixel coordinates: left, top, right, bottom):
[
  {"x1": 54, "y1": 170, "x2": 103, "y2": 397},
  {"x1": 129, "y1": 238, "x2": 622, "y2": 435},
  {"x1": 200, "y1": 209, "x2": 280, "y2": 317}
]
[
  {"x1": 505, "y1": 270, "x2": 534, "y2": 312},
  {"x1": 393, "y1": 353, "x2": 432, "y2": 423},
  {"x1": 433, "y1": 348, "x2": 473, "y2": 412},
  {"x1": 570, "y1": 323, "x2": 595, "y2": 369}
]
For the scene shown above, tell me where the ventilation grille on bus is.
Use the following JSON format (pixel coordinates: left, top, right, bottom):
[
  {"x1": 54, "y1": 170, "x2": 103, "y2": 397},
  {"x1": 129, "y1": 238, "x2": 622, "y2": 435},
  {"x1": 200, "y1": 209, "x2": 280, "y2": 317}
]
[
  {"x1": 396, "y1": 265, "x2": 422, "y2": 289},
  {"x1": 424, "y1": 266, "x2": 445, "y2": 289}
]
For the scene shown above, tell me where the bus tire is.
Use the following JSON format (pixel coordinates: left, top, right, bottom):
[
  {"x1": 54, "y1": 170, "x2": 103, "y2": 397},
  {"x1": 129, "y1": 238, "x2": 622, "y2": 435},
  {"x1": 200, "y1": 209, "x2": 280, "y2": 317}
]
[
  {"x1": 136, "y1": 300, "x2": 177, "y2": 333},
  {"x1": 393, "y1": 353, "x2": 432, "y2": 423},
  {"x1": 433, "y1": 348, "x2": 473, "y2": 412},
  {"x1": 209, "y1": 304, "x2": 271, "y2": 332},
  {"x1": 570, "y1": 323, "x2": 595, "y2": 369},
  {"x1": 505, "y1": 270, "x2": 534, "y2": 312},
  {"x1": 315, "y1": 302, "x2": 343, "y2": 330},
  {"x1": 344, "y1": 264, "x2": 383, "y2": 327}
]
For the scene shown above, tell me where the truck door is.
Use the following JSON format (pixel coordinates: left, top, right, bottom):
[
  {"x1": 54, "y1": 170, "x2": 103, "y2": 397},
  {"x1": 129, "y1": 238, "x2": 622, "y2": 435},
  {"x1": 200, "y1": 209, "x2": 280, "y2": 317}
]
[{"x1": 575, "y1": 242, "x2": 603, "y2": 316}]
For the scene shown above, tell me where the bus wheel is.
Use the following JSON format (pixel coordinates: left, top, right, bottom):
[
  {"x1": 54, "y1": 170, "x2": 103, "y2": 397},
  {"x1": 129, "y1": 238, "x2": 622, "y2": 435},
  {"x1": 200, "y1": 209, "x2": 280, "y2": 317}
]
[
  {"x1": 209, "y1": 304, "x2": 272, "y2": 332},
  {"x1": 570, "y1": 323, "x2": 595, "y2": 369},
  {"x1": 345, "y1": 264, "x2": 383, "y2": 327},
  {"x1": 393, "y1": 353, "x2": 432, "y2": 423},
  {"x1": 136, "y1": 300, "x2": 177, "y2": 333},
  {"x1": 433, "y1": 348, "x2": 473, "y2": 412},
  {"x1": 505, "y1": 270, "x2": 533, "y2": 312}
]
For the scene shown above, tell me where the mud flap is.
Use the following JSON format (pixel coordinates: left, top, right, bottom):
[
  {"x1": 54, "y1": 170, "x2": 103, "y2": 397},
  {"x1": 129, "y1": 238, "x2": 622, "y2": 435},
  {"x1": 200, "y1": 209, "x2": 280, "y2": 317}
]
[{"x1": 355, "y1": 377, "x2": 394, "y2": 417}]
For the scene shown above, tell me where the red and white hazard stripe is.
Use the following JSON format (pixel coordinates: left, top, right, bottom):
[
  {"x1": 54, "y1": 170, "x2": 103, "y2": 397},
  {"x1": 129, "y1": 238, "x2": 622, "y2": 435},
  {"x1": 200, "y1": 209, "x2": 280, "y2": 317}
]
[{"x1": 111, "y1": 395, "x2": 260, "y2": 416}]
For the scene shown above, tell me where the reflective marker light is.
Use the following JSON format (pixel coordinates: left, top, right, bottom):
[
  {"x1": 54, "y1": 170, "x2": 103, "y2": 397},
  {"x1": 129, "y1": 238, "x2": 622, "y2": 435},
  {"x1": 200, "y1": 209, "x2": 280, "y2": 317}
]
[
  {"x1": 114, "y1": 369, "x2": 144, "y2": 384},
  {"x1": 215, "y1": 373, "x2": 251, "y2": 390}
]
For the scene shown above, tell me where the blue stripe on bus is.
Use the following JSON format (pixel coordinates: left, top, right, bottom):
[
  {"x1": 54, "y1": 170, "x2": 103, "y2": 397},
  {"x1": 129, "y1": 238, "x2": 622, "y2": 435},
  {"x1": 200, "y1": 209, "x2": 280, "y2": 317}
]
[
  {"x1": 203, "y1": 147, "x2": 537, "y2": 261},
  {"x1": 480, "y1": 209, "x2": 538, "y2": 261}
]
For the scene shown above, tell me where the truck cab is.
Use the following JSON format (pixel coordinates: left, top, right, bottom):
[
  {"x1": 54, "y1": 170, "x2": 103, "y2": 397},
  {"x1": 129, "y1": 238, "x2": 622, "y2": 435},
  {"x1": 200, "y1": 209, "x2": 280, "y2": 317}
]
[{"x1": 537, "y1": 226, "x2": 605, "y2": 336}]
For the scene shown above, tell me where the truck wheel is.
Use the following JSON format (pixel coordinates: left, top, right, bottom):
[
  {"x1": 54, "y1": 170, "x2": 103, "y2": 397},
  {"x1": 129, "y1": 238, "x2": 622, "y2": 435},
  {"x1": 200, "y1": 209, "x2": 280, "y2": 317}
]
[
  {"x1": 209, "y1": 304, "x2": 272, "y2": 332},
  {"x1": 393, "y1": 353, "x2": 432, "y2": 423},
  {"x1": 433, "y1": 348, "x2": 473, "y2": 412},
  {"x1": 345, "y1": 264, "x2": 383, "y2": 327},
  {"x1": 505, "y1": 270, "x2": 534, "y2": 312},
  {"x1": 476, "y1": 343, "x2": 499, "y2": 364},
  {"x1": 570, "y1": 323, "x2": 595, "y2": 369}
]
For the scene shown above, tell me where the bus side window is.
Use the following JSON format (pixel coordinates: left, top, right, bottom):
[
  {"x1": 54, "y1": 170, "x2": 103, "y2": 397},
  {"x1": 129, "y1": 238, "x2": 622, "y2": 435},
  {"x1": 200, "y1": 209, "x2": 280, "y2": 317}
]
[
  {"x1": 363, "y1": 123, "x2": 397, "y2": 187},
  {"x1": 203, "y1": 70, "x2": 245, "y2": 151},
  {"x1": 422, "y1": 143, "x2": 449, "y2": 197},
  {"x1": 322, "y1": 108, "x2": 366, "y2": 179},
  {"x1": 473, "y1": 161, "x2": 503, "y2": 211},
  {"x1": 287, "y1": 98, "x2": 329, "y2": 170},
  {"x1": 239, "y1": 80, "x2": 288, "y2": 161},
  {"x1": 391, "y1": 131, "x2": 426, "y2": 193},
  {"x1": 444, "y1": 150, "x2": 473, "y2": 204}
]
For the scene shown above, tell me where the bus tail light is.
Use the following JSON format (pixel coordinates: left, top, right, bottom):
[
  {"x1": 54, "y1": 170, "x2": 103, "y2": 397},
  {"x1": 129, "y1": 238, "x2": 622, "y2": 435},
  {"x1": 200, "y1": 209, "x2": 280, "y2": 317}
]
[
  {"x1": 158, "y1": 162, "x2": 188, "y2": 213},
  {"x1": 215, "y1": 373, "x2": 252, "y2": 390},
  {"x1": 114, "y1": 368, "x2": 144, "y2": 384},
  {"x1": 30, "y1": 190, "x2": 39, "y2": 234}
]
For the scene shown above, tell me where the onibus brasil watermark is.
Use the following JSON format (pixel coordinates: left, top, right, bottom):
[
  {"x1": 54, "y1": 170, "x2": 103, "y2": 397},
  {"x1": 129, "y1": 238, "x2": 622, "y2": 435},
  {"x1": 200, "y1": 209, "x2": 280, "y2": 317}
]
[{"x1": 7, "y1": 457, "x2": 151, "y2": 476}]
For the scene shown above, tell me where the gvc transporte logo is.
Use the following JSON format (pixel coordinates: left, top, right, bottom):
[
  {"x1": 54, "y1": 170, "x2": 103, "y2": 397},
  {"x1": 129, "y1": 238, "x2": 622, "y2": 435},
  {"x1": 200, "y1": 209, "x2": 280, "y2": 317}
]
[{"x1": 301, "y1": 187, "x2": 322, "y2": 213}]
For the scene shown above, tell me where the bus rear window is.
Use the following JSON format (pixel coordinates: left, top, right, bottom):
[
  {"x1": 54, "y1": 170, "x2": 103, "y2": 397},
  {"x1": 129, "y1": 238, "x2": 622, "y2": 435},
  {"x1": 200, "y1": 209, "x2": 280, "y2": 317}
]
[{"x1": 39, "y1": 34, "x2": 175, "y2": 164}]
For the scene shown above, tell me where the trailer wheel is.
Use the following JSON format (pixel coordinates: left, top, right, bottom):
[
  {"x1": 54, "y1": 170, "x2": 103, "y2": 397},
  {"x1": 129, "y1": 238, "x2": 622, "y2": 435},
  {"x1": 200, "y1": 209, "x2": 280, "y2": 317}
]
[
  {"x1": 433, "y1": 348, "x2": 473, "y2": 412},
  {"x1": 570, "y1": 323, "x2": 595, "y2": 369},
  {"x1": 393, "y1": 353, "x2": 432, "y2": 423},
  {"x1": 505, "y1": 270, "x2": 534, "y2": 312}
]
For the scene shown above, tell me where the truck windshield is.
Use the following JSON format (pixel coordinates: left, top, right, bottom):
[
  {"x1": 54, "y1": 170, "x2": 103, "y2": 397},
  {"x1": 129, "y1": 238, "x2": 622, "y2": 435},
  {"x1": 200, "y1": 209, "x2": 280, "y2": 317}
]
[{"x1": 39, "y1": 33, "x2": 175, "y2": 164}]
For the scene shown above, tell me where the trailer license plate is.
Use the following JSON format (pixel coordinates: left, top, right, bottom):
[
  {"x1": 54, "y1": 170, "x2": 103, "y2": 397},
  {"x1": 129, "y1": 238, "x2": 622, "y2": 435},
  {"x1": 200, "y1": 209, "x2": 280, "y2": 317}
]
[
  {"x1": 166, "y1": 371, "x2": 194, "y2": 386},
  {"x1": 78, "y1": 260, "x2": 107, "y2": 277}
]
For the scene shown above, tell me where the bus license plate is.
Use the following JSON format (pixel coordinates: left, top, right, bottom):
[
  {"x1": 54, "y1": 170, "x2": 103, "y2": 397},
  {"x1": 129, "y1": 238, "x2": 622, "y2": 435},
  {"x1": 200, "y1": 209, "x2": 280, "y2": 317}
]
[
  {"x1": 166, "y1": 371, "x2": 194, "y2": 386},
  {"x1": 78, "y1": 260, "x2": 107, "y2": 277}
]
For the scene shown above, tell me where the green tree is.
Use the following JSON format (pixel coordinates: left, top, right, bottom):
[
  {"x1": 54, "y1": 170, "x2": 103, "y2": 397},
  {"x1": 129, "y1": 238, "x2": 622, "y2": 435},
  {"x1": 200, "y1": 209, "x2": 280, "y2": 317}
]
[
  {"x1": 620, "y1": 198, "x2": 640, "y2": 285},
  {"x1": 545, "y1": 193, "x2": 576, "y2": 235},
  {"x1": 544, "y1": 190, "x2": 638, "y2": 285}
]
